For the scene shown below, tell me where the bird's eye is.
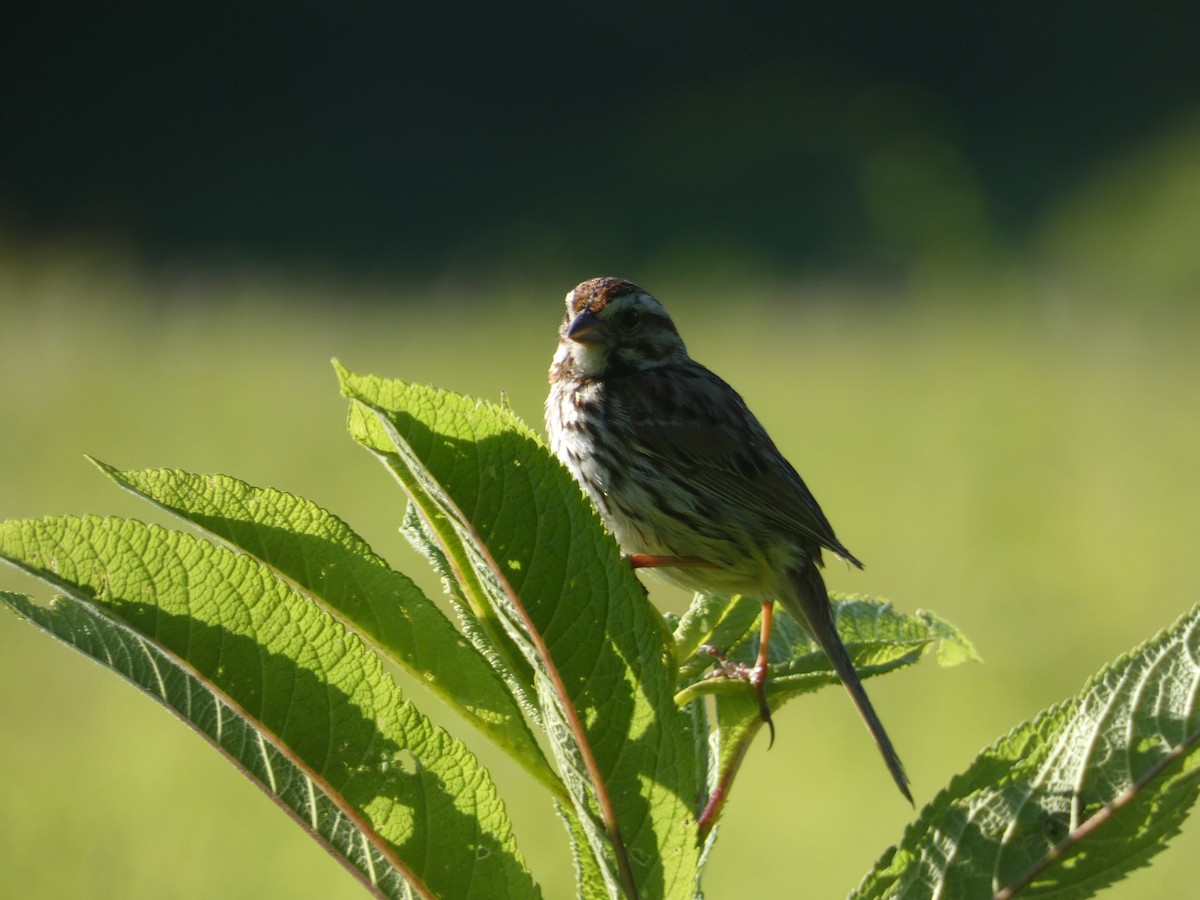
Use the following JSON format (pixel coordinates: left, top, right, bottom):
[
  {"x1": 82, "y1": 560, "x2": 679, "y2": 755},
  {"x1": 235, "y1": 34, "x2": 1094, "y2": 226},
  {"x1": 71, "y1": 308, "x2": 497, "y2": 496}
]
[{"x1": 615, "y1": 307, "x2": 641, "y2": 330}]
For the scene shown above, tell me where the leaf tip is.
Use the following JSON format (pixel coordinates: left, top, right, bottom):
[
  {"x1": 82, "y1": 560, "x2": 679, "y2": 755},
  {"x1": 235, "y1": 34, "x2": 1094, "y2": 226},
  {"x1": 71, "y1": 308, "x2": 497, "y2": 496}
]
[
  {"x1": 85, "y1": 455, "x2": 121, "y2": 482},
  {"x1": 916, "y1": 609, "x2": 982, "y2": 667},
  {"x1": 332, "y1": 358, "x2": 354, "y2": 391}
]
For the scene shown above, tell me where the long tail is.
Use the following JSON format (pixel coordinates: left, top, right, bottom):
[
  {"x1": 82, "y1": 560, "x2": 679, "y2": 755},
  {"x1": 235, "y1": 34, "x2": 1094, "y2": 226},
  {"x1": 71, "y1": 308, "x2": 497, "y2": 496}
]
[{"x1": 783, "y1": 564, "x2": 913, "y2": 803}]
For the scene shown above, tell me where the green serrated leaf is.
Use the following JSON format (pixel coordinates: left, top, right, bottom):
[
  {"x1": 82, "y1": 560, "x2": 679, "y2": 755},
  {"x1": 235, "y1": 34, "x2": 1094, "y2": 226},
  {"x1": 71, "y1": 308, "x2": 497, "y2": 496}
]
[
  {"x1": 854, "y1": 602, "x2": 1200, "y2": 900},
  {"x1": 674, "y1": 594, "x2": 960, "y2": 710},
  {"x1": 0, "y1": 517, "x2": 540, "y2": 900},
  {"x1": 90, "y1": 462, "x2": 560, "y2": 799},
  {"x1": 337, "y1": 363, "x2": 702, "y2": 900},
  {"x1": 679, "y1": 594, "x2": 969, "y2": 835},
  {"x1": 3, "y1": 590, "x2": 431, "y2": 900},
  {"x1": 399, "y1": 499, "x2": 543, "y2": 730}
]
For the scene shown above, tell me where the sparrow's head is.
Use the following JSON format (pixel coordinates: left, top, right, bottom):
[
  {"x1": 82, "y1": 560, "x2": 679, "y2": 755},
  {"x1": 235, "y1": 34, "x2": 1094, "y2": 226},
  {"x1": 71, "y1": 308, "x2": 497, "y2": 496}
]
[{"x1": 554, "y1": 277, "x2": 687, "y2": 379}]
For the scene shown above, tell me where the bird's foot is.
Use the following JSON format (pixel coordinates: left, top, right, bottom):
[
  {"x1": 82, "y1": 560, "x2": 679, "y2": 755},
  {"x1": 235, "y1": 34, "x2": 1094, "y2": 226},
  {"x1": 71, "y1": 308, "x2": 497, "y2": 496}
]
[
  {"x1": 699, "y1": 644, "x2": 753, "y2": 680},
  {"x1": 699, "y1": 645, "x2": 775, "y2": 747}
]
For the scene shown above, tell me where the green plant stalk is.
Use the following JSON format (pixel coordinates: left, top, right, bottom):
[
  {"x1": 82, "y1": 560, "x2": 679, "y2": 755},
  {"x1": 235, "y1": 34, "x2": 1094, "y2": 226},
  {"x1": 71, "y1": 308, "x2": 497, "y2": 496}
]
[
  {"x1": 369, "y1": 407, "x2": 641, "y2": 899},
  {"x1": 697, "y1": 712, "x2": 763, "y2": 840}
]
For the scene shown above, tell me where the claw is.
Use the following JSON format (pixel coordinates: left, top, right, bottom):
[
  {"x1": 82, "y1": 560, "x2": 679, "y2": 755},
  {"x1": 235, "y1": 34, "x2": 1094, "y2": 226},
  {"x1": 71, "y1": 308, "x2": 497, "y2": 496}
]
[{"x1": 750, "y1": 658, "x2": 775, "y2": 748}]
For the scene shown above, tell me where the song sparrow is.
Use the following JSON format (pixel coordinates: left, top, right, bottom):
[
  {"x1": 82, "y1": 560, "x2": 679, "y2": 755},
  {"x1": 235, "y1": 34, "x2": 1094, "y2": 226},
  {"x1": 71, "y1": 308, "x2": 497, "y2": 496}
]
[{"x1": 545, "y1": 276, "x2": 910, "y2": 802}]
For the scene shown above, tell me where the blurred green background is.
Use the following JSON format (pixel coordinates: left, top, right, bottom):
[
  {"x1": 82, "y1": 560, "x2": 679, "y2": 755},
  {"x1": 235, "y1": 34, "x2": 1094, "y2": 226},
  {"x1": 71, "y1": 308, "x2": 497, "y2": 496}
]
[{"x1": 3, "y1": 4, "x2": 1200, "y2": 898}]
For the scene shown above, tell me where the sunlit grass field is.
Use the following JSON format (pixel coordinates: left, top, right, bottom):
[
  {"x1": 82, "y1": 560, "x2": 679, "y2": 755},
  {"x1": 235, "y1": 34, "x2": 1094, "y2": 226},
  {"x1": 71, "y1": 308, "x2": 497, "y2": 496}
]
[{"x1": 2, "y1": 246, "x2": 1199, "y2": 898}]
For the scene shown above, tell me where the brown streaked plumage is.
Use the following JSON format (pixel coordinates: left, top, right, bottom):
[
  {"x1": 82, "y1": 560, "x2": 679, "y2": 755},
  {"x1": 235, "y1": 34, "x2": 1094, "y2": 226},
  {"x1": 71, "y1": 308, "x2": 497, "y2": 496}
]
[{"x1": 545, "y1": 276, "x2": 911, "y2": 803}]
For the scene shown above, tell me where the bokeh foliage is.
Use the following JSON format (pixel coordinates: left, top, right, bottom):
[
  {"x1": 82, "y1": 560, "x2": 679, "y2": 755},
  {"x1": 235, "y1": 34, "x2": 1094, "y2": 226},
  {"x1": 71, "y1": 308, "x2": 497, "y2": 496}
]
[{"x1": 3, "y1": 115, "x2": 1200, "y2": 896}]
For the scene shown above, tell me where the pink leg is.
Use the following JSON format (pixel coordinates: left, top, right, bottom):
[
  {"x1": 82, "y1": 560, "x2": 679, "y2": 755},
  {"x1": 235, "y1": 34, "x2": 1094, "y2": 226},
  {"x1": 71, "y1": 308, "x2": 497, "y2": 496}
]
[
  {"x1": 627, "y1": 553, "x2": 718, "y2": 569},
  {"x1": 753, "y1": 600, "x2": 775, "y2": 746}
]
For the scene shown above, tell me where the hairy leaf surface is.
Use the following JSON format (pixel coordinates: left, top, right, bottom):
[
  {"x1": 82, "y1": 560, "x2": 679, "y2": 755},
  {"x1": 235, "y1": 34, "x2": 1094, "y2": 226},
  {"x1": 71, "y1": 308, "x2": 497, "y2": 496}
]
[
  {"x1": 0, "y1": 516, "x2": 538, "y2": 900},
  {"x1": 92, "y1": 463, "x2": 558, "y2": 795},
  {"x1": 854, "y1": 603, "x2": 1200, "y2": 899},
  {"x1": 338, "y1": 364, "x2": 703, "y2": 900}
]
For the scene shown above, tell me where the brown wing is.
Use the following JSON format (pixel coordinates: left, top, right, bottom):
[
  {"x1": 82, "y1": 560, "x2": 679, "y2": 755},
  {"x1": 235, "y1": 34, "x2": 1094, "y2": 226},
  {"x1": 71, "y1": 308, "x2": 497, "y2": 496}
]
[{"x1": 609, "y1": 360, "x2": 862, "y2": 567}]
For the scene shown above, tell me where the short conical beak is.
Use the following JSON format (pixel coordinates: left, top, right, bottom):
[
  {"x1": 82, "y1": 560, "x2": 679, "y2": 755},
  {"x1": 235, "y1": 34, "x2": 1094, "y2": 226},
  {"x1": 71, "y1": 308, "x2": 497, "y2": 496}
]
[{"x1": 567, "y1": 309, "x2": 606, "y2": 343}]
